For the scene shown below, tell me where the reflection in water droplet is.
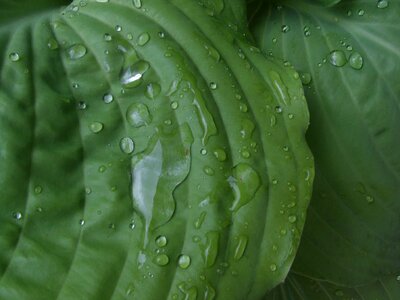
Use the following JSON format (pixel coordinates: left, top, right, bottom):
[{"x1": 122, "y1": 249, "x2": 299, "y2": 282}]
[
  {"x1": 67, "y1": 44, "x2": 87, "y2": 60},
  {"x1": 349, "y1": 52, "x2": 363, "y2": 70},
  {"x1": 90, "y1": 122, "x2": 104, "y2": 133},
  {"x1": 178, "y1": 255, "x2": 191, "y2": 269},
  {"x1": 329, "y1": 50, "x2": 347, "y2": 67},
  {"x1": 121, "y1": 60, "x2": 150, "y2": 88},
  {"x1": 126, "y1": 103, "x2": 151, "y2": 127},
  {"x1": 120, "y1": 137, "x2": 135, "y2": 154}
]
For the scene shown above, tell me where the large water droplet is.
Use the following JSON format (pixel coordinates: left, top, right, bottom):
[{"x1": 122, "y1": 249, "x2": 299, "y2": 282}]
[
  {"x1": 67, "y1": 44, "x2": 87, "y2": 60},
  {"x1": 90, "y1": 122, "x2": 104, "y2": 133},
  {"x1": 155, "y1": 235, "x2": 168, "y2": 247},
  {"x1": 349, "y1": 52, "x2": 363, "y2": 70},
  {"x1": 233, "y1": 235, "x2": 248, "y2": 261},
  {"x1": 202, "y1": 231, "x2": 219, "y2": 267},
  {"x1": 120, "y1": 137, "x2": 135, "y2": 154},
  {"x1": 137, "y1": 32, "x2": 150, "y2": 46},
  {"x1": 126, "y1": 103, "x2": 151, "y2": 127},
  {"x1": 120, "y1": 60, "x2": 150, "y2": 88},
  {"x1": 178, "y1": 255, "x2": 191, "y2": 269},
  {"x1": 145, "y1": 82, "x2": 161, "y2": 99},
  {"x1": 213, "y1": 148, "x2": 227, "y2": 162},
  {"x1": 329, "y1": 50, "x2": 347, "y2": 67}
]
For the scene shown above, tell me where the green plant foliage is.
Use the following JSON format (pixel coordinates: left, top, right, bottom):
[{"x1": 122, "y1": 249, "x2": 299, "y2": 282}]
[
  {"x1": 0, "y1": 0, "x2": 313, "y2": 299},
  {"x1": 250, "y1": 0, "x2": 400, "y2": 297}
]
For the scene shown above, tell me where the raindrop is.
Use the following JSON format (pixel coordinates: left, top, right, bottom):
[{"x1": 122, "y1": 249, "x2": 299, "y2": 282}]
[
  {"x1": 203, "y1": 166, "x2": 215, "y2": 176},
  {"x1": 132, "y1": 0, "x2": 142, "y2": 8},
  {"x1": 137, "y1": 32, "x2": 150, "y2": 46},
  {"x1": 120, "y1": 137, "x2": 135, "y2": 154},
  {"x1": 120, "y1": 60, "x2": 150, "y2": 88},
  {"x1": 90, "y1": 122, "x2": 104, "y2": 133},
  {"x1": 158, "y1": 31, "x2": 165, "y2": 38},
  {"x1": 67, "y1": 44, "x2": 87, "y2": 60},
  {"x1": 329, "y1": 50, "x2": 347, "y2": 67},
  {"x1": 275, "y1": 106, "x2": 283, "y2": 113},
  {"x1": 155, "y1": 254, "x2": 169, "y2": 266},
  {"x1": 103, "y1": 93, "x2": 114, "y2": 103},
  {"x1": 155, "y1": 235, "x2": 168, "y2": 247},
  {"x1": 233, "y1": 235, "x2": 248, "y2": 261},
  {"x1": 200, "y1": 148, "x2": 208, "y2": 155},
  {"x1": 349, "y1": 52, "x2": 363, "y2": 70},
  {"x1": 303, "y1": 26, "x2": 311, "y2": 37},
  {"x1": 366, "y1": 195, "x2": 374, "y2": 203},
  {"x1": 9, "y1": 52, "x2": 20, "y2": 62},
  {"x1": 178, "y1": 255, "x2": 191, "y2": 269},
  {"x1": 377, "y1": 0, "x2": 389, "y2": 8},
  {"x1": 126, "y1": 103, "x2": 151, "y2": 127}
]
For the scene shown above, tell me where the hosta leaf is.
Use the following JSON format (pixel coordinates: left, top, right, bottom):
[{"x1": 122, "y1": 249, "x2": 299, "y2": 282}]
[
  {"x1": 251, "y1": 0, "x2": 400, "y2": 287},
  {"x1": 0, "y1": 0, "x2": 313, "y2": 299}
]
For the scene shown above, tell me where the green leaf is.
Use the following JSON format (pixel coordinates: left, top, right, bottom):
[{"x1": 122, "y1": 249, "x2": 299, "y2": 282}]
[
  {"x1": 0, "y1": 0, "x2": 313, "y2": 299},
  {"x1": 251, "y1": 0, "x2": 400, "y2": 287}
]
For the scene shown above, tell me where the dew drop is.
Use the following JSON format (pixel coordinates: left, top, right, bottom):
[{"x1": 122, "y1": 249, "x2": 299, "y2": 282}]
[
  {"x1": 103, "y1": 93, "x2": 114, "y2": 104},
  {"x1": 155, "y1": 254, "x2": 169, "y2": 266},
  {"x1": 178, "y1": 255, "x2": 191, "y2": 269},
  {"x1": 90, "y1": 122, "x2": 104, "y2": 133},
  {"x1": 120, "y1": 137, "x2": 135, "y2": 154},
  {"x1": 366, "y1": 195, "x2": 374, "y2": 203},
  {"x1": 67, "y1": 44, "x2": 87, "y2": 60},
  {"x1": 396, "y1": 275, "x2": 400, "y2": 281},
  {"x1": 158, "y1": 31, "x2": 165, "y2": 38},
  {"x1": 155, "y1": 235, "x2": 168, "y2": 247},
  {"x1": 358, "y1": 9, "x2": 365, "y2": 16},
  {"x1": 203, "y1": 166, "x2": 215, "y2": 176},
  {"x1": 200, "y1": 148, "x2": 208, "y2": 155},
  {"x1": 349, "y1": 52, "x2": 363, "y2": 70},
  {"x1": 377, "y1": 0, "x2": 389, "y2": 8},
  {"x1": 132, "y1": 0, "x2": 142, "y2": 8},
  {"x1": 77, "y1": 101, "x2": 87, "y2": 110},
  {"x1": 126, "y1": 103, "x2": 151, "y2": 127},
  {"x1": 9, "y1": 52, "x2": 20, "y2": 62},
  {"x1": 137, "y1": 32, "x2": 150, "y2": 46},
  {"x1": 275, "y1": 106, "x2": 283, "y2": 113},
  {"x1": 329, "y1": 50, "x2": 347, "y2": 67}
]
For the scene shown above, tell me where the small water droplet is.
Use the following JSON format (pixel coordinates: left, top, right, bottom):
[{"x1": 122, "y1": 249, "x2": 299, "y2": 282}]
[
  {"x1": 358, "y1": 9, "x2": 365, "y2": 16},
  {"x1": 281, "y1": 25, "x2": 290, "y2": 33},
  {"x1": 239, "y1": 102, "x2": 248, "y2": 113},
  {"x1": 47, "y1": 39, "x2": 59, "y2": 50},
  {"x1": 79, "y1": 219, "x2": 85, "y2": 226},
  {"x1": 200, "y1": 148, "x2": 208, "y2": 155},
  {"x1": 275, "y1": 106, "x2": 283, "y2": 113},
  {"x1": 288, "y1": 215, "x2": 297, "y2": 223},
  {"x1": 158, "y1": 31, "x2": 165, "y2": 38},
  {"x1": 155, "y1": 254, "x2": 169, "y2": 266},
  {"x1": 329, "y1": 50, "x2": 347, "y2": 67},
  {"x1": 396, "y1": 275, "x2": 400, "y2": 281},
  {"x1": 145, "y1": 82, "x2": 161, "y2": 99},
  {"x1": 132, "y1": 0, "x2": 142, "y2": 8},
  {"x1": 120, "y1": 137, "x2": 135, "y2": 154},
  {"x1": 203, "y1": 166, "x2": 215, "y2": 176},
  {"x1": 115, "y1": 25, "x2": 122, "y2": 32},
  {"x1": 85, "y1": 187, "x2": 92, "y2": 194},
  {"x1": 77, "y1": 101, "x2": 87, "y2": 110},
  {"x1": 13, "y1": 211, "x2": 22, "y2": 220},
  {"x1": 104, "y1": 33, "x2": 112, "y2": 41},
  {"x1": 178, "y1": 255, "x2": 191, "y2": 269},
  {"x1": 213, "y1": 148, "x2": 227, "y2": 162},
  {"x1": 98, "y1": 165, "x2": 106, "y2": 173},
  {"x1": 300, "y1": 72, "x2": 312, "y2": 85},
  {"x1": 377, "y1": 0, "x2": 389, "y2": 8},
  {"x1": 170, "y1": 101, "x2": 179, "y2": 110},
  {"x1": 103, "y1": 93, "x2": 114, "y2": 103},
  {"x1": 34, "y1": 185, "x2": 42, "y2": 194},
  {"x1": 137, "y1": 32, "x2": 150, "y2": 46},
  {"x1": 303, "y1": 26, "x2": 311, "y2": 37},
  {"x1": 366, "y1": 195, "x2": 374, "y2": 203},
  {"x1": 126, "y1": 103, "x2": 151, "y2": 127},
  {"x1": 9, "y1": 52, "x2": 20, "y2": 62},
  {"x1": 194, "y1": 212, "x2": 207, "y2": 229},
  {"x1": 67, "y1": 44, "x2": 87, "y2": 60},
  {"x1": 241, "y1": 150, "x2": 251, "y2": 159},
  {"x1": 90, "y1": 122, "x2": 104, "y2": 133},
  {"x1": 233, "y1": 235, "x2": 248, "y2": 261},
  {"x1": 120, "y1": 60, "x2": 150, "y2": 88},
  {"x1": 270, "y1": 264, "x2": 277, "y2": 272},
  {"x1": 209, "y1": 82, "x2": 217, "y2": 90},
  {"x1": 349, "y1": 52, "x2": 363, "y2": 70},
  {"x1": 155, "y1": 235, "x2": 168, "y2": 247},
  {"x1": 288, "y1": 113, "x2": 294, "y2": 119}
]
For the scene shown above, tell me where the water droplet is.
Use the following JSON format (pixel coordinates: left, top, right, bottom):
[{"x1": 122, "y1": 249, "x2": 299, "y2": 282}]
[
  {"x1": 241, "y1": 150, "x2": 251, "y2": 159},
  {"x1": 77, "y1": 101, "x2": 87, "y2": 110},
  {"x1": 272, "y1": 37, "x2": 277, "y2": 43},
  {"x1": 300, "y1": 72, "x2": 312, "y2": 85},
  {"x1": 170, "y1": 101, "x2": 179, "y2": 110},
  {"x1": 9, "y1": 52, "x2": 20, "y2": 62},
  {"x1": 79, "y1": 0, "x2": 87, "y2": 6},
  {"x1": 67, "y1": 44, "x2": 87, "y2": 60},
  {"x1": 126, "y1": 103, "x2": 151, "y2": 127},
  {"x1": 202, "y1": 231, "x2": 219, "y2": 267},
  {"x1": 120, "y1": 137, "x2": 135, "y2": 154},
  {"x1": 396, "y1": 275, "x2": 400, "y2": 281},
  {"x1": 204, "y1": 44, "x2": 220, "y2": 62},
  {"x1": 275, "y1": 106, "x2": 283, "y2": 113},
  {"x1": 270, "y1": 264, "x2": 277, "y2": 272},
  {"x1": 98, "y1": 165, "x2": 106, "y2": 173},
  {"x1": 155, "y1": 235, "x2": 167, "y2": 247},
  {"x1": 13, "y1": 211, "x2": 22, "y2": 220},
  {"x1": 209, "y1": 82, "x2": 217, "y2": 90},
  {"x1": 377, "y1": 0, "x2": 389, "y2": 8},
  {"x1": 178, "y1": 255, "x2": 191, "y2": 269},
  {"x1": 349, "y1": 52, "x2": 363, "y2": 70},
  {"x1": 115, "y1": 25, "x2": 122, "y2": 32},
  {"x1": 329, "y1": 50, "x2": 347, "y2": 67},
  {"x1": 281, "y1": 25, "x2": 290, "y2": 33},
  {"x1": 104, "y1": 33, "x2": 112, "y2": 41},
  {"x1": 145, "y1": 82, "x2": 161, "y2": 99},
  {"x1": 79, "y1": 219, "x2": 85, "y2": 226},
  {"x1": 158, "y1": 31, "x2": 165, "y2": 38},
  {"x1": 132, "y1": 0, "x2": 142, "y2": 8},
  {"x1": 90, "y1": 122, "x2": 104, "y2": 133},
  {"x1": 358, "y1": 9, "x2": 365, "y2": 16},
  {"x1": 137, "y1": 32, "x2": 150, "y2": 46},
  {"x1": 47, "y1": 38, "x2": 59, "y2": 50},
  {"x1": 233, "y1": 235, "x2": 248, "y2": 261},
  {"x1": 34, "y1": 185, "x2": 42, "y2": 194},
  {"x1": 194, "y1": 212, "x2": 207, "y2": 229},
  {"x1": 120, "y1": 60, "x2": 150, "y2": 88},
  {"x1": 203, "y1": 166, "x2": 215, "y2": 176},
  {"x1": 288, "y1": 113, "x2": 294, "y2": 119},
  {"x1": 366, "y1": 195, "x2": 374, "y2": 203},
  {"x1": 103, "y1": 93, "x2": 114, "y2": 103},
  {"x1": 288, "y1": 215, "x2": 297, "y2": 223},
  {"x1": 346, "y1": 45, "x2": 353, "y2": 51},
  {"x1": 303, "y1": 26, "x2": 311, "y2": 37},
  {"x1": 155, "y1": 254, "x2": 169, "y2": 266},
  {"x1": 200, "y1": 148, "x2": 208, "y2": 155},
  {"x1": 240, "y1": 119, "x2": 255, "y2": 139},
  {"x1": 239, "y1": 102, "x2": 248, "y2": 113},
  {"x1": 85, "y1": 187, "x2": 92, "y2": 194},
  {"x1": 213, "y1": 148, "x2": 227, "y2": 162}
]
